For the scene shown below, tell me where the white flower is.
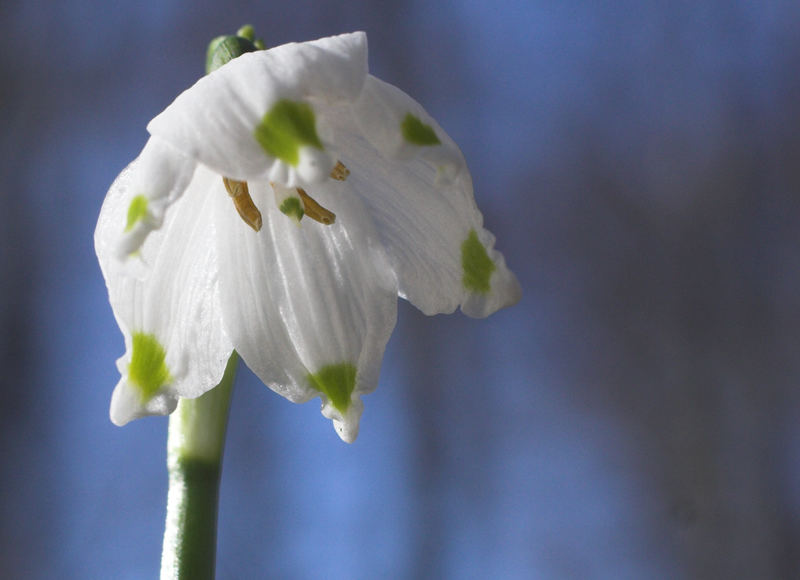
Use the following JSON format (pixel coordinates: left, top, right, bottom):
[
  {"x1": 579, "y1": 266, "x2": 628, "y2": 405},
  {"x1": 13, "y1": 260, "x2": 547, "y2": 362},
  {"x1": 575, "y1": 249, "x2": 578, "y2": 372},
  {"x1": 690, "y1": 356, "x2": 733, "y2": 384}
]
[{"x1": 94, "y1": 32, "x2": 521, "y2": 442}]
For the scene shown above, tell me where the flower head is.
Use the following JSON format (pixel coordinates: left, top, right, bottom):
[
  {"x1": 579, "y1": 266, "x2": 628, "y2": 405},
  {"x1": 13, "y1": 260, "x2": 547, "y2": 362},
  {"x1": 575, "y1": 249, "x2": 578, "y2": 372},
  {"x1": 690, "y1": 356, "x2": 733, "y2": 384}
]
[{"x1": 95, "y1": 31, "x2": 520, "y2": 442}]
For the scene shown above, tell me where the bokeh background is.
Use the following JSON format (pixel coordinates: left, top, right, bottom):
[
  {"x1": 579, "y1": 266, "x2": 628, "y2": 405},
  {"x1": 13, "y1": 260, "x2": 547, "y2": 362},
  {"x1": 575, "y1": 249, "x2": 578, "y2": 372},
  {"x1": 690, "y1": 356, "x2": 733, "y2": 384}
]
[{"x1": 2, "y1": 1, "x2": 800, "y2": 578}]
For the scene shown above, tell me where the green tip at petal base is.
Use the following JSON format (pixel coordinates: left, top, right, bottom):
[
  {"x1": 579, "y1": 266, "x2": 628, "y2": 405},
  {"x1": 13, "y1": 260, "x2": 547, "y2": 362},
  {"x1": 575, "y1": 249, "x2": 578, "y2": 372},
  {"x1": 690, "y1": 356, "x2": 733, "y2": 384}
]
[{"x1": 308, "y1": 363, "x2": 357, "y2": 414}]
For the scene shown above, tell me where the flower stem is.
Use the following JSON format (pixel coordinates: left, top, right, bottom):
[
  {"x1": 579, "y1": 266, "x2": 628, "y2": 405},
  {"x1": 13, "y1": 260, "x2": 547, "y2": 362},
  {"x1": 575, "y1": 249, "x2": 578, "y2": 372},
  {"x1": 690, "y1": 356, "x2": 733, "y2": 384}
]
[{"x1": 160, "y1": 352, "x2": 239, "y2": 580}]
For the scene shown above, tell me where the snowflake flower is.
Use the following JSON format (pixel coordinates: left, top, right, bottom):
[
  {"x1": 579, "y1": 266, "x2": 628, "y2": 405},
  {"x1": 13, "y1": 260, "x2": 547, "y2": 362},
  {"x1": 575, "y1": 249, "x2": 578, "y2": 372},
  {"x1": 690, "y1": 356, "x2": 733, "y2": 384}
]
[{"x1": 95, "y1": 31, "x2": 520, "y2": 442}]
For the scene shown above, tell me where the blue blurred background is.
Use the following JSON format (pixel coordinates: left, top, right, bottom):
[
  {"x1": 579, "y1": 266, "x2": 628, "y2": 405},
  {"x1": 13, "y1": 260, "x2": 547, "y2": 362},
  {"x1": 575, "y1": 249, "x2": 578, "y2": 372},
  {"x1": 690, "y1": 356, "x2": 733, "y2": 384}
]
[{"x1": 2, "y1": 1, "x2": 800, "y2": 578}]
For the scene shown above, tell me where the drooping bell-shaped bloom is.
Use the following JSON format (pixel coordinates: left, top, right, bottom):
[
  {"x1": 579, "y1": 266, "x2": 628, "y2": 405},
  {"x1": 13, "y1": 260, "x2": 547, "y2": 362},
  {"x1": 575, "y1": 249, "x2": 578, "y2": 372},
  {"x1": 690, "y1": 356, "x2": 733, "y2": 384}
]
[{"x1": 95, "y1": 31, "x2": 520, "y2": 442}]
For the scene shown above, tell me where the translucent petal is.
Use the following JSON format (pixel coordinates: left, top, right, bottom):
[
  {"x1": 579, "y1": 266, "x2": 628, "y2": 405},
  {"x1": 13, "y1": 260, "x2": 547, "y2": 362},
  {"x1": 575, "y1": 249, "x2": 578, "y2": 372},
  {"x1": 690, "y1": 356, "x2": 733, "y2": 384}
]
[
  {"x1": 95, "y1": 164, "x2": 234, "y2": 424},
  {"x1": 148, "y1": 32, "x2": 368, "y2": 187},
  {"x1": 329, "y1": 106, "x2": 521, "y2": 317},
  {"x1": 213, "y1": 178, "x2": 397, "y2": 442}
]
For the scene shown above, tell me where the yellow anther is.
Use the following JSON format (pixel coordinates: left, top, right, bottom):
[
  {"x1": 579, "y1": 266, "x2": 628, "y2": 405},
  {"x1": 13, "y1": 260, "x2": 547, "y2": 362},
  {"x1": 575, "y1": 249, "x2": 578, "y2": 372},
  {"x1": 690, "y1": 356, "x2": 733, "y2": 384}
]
[
  {"x1": 329, "y1": 161, "x2": 350, "y2": 181},
  {"x1": 223, "y1": 177, "x2": 262, "y2": 232},
  {"x1": 297, "y1": 188, "x2": 335, "y2": 225}
]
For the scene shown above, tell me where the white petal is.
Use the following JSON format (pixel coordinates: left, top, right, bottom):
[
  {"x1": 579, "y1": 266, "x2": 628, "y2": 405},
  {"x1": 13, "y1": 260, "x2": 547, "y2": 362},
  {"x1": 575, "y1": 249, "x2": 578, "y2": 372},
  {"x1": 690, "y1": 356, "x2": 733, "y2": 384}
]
[
  {"x1": 148, "y1": 32, "x2": 368, "y2": 186},
  {"x1": 104, "y1": 137, "x2": 197, "y2": 258},
  {"x1": 213, "y1": 178, "x2": 397, "y2": 442},
  {"x1": 329, "y1": 106, "x2": 521, "y2": 318},
  {"x1": 95, "y1": 164, "x2": 234, "y2": 424},
  {"x1": 351, "y1": 75, "x2": 465, "y2": 182},
  {"x1": 109, "y1": 372, "x2": 178, "y2": 425}
]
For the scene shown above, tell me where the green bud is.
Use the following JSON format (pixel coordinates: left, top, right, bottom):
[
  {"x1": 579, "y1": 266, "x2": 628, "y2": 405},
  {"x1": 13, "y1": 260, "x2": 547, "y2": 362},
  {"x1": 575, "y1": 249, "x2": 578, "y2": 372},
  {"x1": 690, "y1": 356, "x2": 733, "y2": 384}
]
[
  {"x1": 205, "y1": 34, "x2": 258, "y2": 74},
  {"x1": 236, "y1": 25, "x2": 255, "y2": 41}
]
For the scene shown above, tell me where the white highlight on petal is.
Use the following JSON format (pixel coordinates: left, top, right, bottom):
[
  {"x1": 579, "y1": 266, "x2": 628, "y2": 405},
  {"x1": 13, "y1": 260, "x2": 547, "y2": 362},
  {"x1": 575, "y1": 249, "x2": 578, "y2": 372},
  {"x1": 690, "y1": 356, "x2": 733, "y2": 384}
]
[
  {"x1": 321, "y1": 396, "x2": 363, "y2": 444},
  {"x1": 257, "y1": 146, "x2": 335, "y2": 190},
  {"x1": 296, "y1": 146, "x2": 335, "y2": 185},
  {"x1": 110, "y1": 377, "x2": 179, "y2": 425}
]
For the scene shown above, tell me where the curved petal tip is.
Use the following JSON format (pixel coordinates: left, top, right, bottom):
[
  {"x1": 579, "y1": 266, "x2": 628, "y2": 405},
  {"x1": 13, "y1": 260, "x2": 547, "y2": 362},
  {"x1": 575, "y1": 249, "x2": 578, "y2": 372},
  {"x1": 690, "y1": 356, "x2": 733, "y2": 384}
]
[
  {"x1": 321, "y1": 396, "x2": 364, "y2": 443},
  {"x1": 109, "y1": 379, "x2": 178, "y2": 426}
]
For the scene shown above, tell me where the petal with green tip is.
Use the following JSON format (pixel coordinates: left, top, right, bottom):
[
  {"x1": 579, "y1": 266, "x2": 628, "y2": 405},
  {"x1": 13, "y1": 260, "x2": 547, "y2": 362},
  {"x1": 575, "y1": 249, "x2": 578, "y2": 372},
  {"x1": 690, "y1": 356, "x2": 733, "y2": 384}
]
[
  {"x1": 461, "y1": 229, "x2": 495, "y2": 294},
  {"x1": 124, "y1": 195, "x2": 148, "y2": 232},
  {"x1": 324, "y1": 106, "x2": 521, "y2": 318},
  {"x1": 213, "y1": 179, "x2": 397, "y2": 443},
  {"x1": 254, "y1": 100, "x2": 323, "y2": 166},
  {"x1": 128, "y1": 332, "x2": 172, "y2": 401},
  {"x1": 308, "y1": 363, "x2": 357, "y2": 414},
  {"x1": 96, "y1": 164, "x2": 234, "y2": 426}
]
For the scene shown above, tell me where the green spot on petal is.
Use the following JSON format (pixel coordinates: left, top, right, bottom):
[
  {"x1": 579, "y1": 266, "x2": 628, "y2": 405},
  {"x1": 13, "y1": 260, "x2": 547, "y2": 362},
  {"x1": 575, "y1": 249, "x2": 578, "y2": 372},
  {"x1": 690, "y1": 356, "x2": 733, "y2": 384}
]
[
  {"x1": 279, "y1": 196, "x2": 304, "y2": 222},
  {"x1": 254, "y1": 100, "x2": 323, "y2": 166},
  {"x1": 307, "y1": 363, "x2": 357, "y2": 414},
  {"x1": 401, "y1": 113, "x2": 441, "y2": 146},
  {"x1": 128, "y1": 332, "x2": 172, "y2": 402},
  {"x1": 461, "y1": 229, "x2": 495, "y2": 294},
  {"x1": 125, "y1": 195, "x2": 148, "y2": 232}
]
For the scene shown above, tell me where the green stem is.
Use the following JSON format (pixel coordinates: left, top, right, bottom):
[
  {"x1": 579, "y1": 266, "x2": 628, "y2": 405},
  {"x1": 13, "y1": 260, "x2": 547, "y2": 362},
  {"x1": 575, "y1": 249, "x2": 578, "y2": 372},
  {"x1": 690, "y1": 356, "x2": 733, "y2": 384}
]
[{"x1": 160, "y1": 352, "x2": 239, "y2": 580}]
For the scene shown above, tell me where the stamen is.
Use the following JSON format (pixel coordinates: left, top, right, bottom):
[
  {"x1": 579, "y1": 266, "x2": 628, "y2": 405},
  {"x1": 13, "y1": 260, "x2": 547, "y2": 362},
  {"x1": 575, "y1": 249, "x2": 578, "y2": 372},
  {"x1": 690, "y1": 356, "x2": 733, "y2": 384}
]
[
  {"x1": 329, "y1": 161, "x2": 350, "y2": 181},
  {"x1": 297, "y1": 188, "x2": 335, "y2": 225},
  {"x1": 223, "y1": 177, "x2": 262, "y2": 232}
]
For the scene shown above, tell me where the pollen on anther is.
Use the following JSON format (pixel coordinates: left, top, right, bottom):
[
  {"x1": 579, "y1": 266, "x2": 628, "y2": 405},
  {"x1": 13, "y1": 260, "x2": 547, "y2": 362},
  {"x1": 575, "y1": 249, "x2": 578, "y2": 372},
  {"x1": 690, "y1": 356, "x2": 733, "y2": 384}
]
[
  {"x1": 297, "y1": 188, "x2": 335, "y2": 225},
  {"x1": 330, "y1": 161, "x2": 350, "y2": 181},
  {"x1": 223, "y1": 177, "x2": 262, "y2": 232}
]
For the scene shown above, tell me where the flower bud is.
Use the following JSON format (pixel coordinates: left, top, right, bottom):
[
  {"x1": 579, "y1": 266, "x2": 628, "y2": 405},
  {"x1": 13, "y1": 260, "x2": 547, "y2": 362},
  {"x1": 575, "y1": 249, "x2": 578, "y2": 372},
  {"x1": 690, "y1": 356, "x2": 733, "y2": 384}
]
[{"x1": 205, "y1": 34, "x2": 258, "y2": 74}]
